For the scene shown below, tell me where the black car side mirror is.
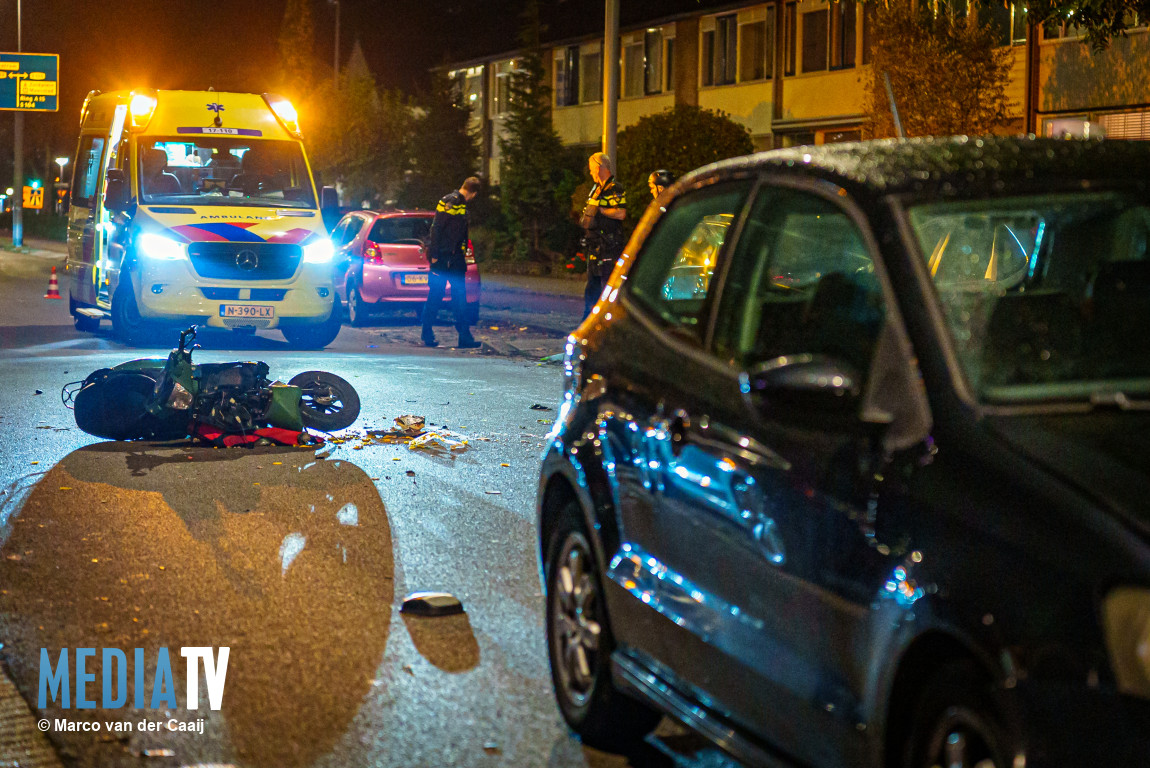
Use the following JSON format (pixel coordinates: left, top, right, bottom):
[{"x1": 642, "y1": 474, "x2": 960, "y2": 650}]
[
  {"x1": 104, "y1": 170, "x2": 130, "y2": 213},
  {"x1": 743, "y1": 354, "x2": 861, "y2": 416}
]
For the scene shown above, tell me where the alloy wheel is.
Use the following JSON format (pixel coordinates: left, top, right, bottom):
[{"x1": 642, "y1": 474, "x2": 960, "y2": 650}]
[{"x1": 550, "y1": 531, "x2": 602, "y2": 709}]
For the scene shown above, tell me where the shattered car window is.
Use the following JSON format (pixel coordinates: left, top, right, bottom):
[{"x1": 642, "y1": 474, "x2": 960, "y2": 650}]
[{"x1": 908, "y1": 192, "x2": 1150, "y2": 402}]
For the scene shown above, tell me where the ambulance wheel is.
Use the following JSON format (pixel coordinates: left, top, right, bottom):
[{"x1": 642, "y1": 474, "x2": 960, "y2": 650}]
[
  {"x1": 282, "y1": 298, "x2": 342, "y2": 349},
  {"x1": 70, "y1": 294, "x2": 100, "y2": 333},
  {"x1": 111, "y1": 279, "x2": 149, "y2": 346}
]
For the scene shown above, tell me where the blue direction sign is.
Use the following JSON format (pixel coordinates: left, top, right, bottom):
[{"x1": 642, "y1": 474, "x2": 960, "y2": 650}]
[{"x1": 0, "y1": 53, "x2": 59, "y2": 112}]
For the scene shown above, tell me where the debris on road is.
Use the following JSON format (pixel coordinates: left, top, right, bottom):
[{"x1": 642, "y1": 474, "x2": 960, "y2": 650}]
[
  {"x1": 485, "y1": 490, "x2": 501, "y2": 495},
  {"x1": 529, "y1": 403, "x2": 552, "y2": 411},
  {"x1": 408, "y1": 429, "x2": 468, "y2": 452},
  {"x1": 400, "y1": 591, "x2": 464, "y2": 617}
]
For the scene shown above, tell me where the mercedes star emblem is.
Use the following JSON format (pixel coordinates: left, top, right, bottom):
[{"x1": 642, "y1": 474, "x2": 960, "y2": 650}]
[{"x1": 235, "y1": 250, "x2": 259, "y2": 271}]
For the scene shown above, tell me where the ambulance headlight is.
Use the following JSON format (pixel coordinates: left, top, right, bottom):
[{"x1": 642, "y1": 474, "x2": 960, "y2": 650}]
[
  {"x1": 138, "y1": 233, "x2": 185, "y2": 261},
  {"x1": 303, "y1": 239, "x2": 334, "y2": 264}
]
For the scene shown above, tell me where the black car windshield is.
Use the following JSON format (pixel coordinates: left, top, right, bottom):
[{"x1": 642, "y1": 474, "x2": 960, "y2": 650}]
[
  {"x1": 368, "y1": 216, "x2": 431, "y2": 244},
  {"x1": 908, "y1": 191, "x2": 1150, "y2": 403},
  {"x1": 138, "y1": 138, "x2": 316, "y2": 209}
]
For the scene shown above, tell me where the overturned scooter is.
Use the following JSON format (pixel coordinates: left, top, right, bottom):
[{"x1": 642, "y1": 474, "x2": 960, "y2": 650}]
[{"x1": 64, "y1": 326, "x2": 360, "y2": 441}]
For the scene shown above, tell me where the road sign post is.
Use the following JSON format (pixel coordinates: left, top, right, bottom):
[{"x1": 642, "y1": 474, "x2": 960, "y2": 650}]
[{"x1": 0, "y1": 52, "x2": 59, "y2": 247}]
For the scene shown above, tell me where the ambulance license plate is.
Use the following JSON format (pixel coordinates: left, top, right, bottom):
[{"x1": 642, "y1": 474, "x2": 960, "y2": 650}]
[
  {"x1": 402, "y1": 273, "x2": 429, "y2": 286},
  {"x1": 220, "y1": 304, "x2": 274, "y2": 318}
]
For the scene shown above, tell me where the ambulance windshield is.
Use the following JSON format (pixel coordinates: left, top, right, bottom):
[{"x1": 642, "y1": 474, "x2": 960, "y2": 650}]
[{"x1": 138, "y1": 138, "x2": 316, "y2": 209}]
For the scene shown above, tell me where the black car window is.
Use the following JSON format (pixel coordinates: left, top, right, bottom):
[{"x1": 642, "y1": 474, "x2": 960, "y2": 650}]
[
  {"x1": 626, "y1": 181, "x2": 752, "y2": 337},
  {"x1": 713, "y1": 186, "x2": 885, "y2": 377},
  {"x1": 342, "y1": 217, "x2": 366, "y2": 245},
  {"x1": 330, "y1": 219, "x2": 350, "y2": 245},
  {"x1": 369, "y1": 217, "x2": 432, "y2": 244}
]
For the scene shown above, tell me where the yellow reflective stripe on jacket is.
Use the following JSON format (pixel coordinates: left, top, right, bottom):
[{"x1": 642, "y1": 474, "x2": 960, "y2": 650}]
[{"x1": 436, "y1": 200, "x2": 467, "y2": 215}]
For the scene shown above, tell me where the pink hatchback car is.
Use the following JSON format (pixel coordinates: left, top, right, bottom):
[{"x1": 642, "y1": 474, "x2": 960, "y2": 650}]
[{"x1": 331, "y1": 210, "x2": 481, "y2": 327}]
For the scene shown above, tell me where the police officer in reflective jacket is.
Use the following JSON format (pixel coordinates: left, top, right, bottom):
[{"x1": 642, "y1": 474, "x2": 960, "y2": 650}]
[
  {"x1": 580, "y1": 152, "x2": 627, "y2": 318},
  {"x1": 422, "y1": 176, "x2": 482, "y2": 348}
]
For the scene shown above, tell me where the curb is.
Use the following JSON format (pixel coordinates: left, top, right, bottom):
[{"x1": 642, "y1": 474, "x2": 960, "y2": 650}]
[{"x1": 0, "y1": 661, "x2": 63, "y2": 767}]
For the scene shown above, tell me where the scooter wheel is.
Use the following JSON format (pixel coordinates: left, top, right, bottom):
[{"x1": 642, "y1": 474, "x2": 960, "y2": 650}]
[{"x1": 289, "y1": 371, "x2": 361, "y2": 431}]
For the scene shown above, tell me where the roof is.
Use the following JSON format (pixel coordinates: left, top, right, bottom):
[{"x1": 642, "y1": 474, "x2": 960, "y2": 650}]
[
  {"x1": 438, "y1": 0, "x2": 744, "y2": 67},
  {"x1": 682, "y1": 136, "x2": 1150, "y2": 201}
]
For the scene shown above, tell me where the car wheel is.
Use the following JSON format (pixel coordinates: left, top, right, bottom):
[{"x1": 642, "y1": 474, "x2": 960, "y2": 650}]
[
  {"x1": 282, "y1": 297, "x2": 342, "y2": 349},
  {"x1": 347, "y1": 285, "x2": 372, "y2": 327},
  {"x1": 545, "y1": 501, "x2": 660, "y2": 752},
  {"x1": 110, "y1": 278, "x2": 149, "y2": 346},
  {"x1": 899, "y1": 660, "x2": 1012, "y2": 768},
  {"x1": 70, "y1": 293, "x2": 100, "y2": 333}
]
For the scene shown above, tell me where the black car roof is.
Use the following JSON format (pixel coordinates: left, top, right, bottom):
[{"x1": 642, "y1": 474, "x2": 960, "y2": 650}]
[{"x1": 682, "y1": 136, "x2": 1150, "y2": 202}]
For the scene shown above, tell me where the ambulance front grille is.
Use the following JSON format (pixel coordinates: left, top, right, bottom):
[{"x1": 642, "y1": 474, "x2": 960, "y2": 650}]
[{"x1": 188, "y1": 243, "x2": 303, "y2": 281}]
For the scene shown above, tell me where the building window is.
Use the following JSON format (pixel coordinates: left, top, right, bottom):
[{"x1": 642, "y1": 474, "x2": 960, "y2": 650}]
[
  {"x1": 580, "y1": 49, "x2": 602, "y2": 104},
  {"x1": 703, "y1": 13, "x2": 738, "y2": 86},
  {"x1": 493, "y1": 60, "x2": 514, "y2": 116},
  {"x1": 830, "y1": 1, "x2": 856, "y2": 68},
  {"x1": 802, "y1": 9, "x2": 829, "y2": 72},
  {"x1": 785, "y1": 2, "x2": 797, "y2": 75},
  {"x1": 556, "y1": 46, "x2": 579, "y2": 107},
  {"x1": 645, "y1": 29, "x2": 664, "y2": 94},
  {"x1": 666, "y1": 38, "x2": 676, "y2": 91},
  {"x1": 624, "y1": 39, "x2": 645, "y2": 97},
  {"x1": 985, "y1": 2, "x2": 1028, "y2": 45},
  {"x1": 739, "y1": 7, "x2": 775, "y2": 81}
]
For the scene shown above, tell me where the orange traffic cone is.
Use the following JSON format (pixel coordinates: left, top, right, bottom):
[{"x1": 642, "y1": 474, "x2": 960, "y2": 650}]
[{"x1": 44, "y1": 266, "x2": 62, "y2": 299}]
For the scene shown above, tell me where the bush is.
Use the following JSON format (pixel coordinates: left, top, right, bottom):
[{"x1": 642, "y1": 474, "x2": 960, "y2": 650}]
[
  {"x1": 617, "y1": 105, "x2": 754, "y2": 222},
  {"x1": 0, "y1": 211, "x2": 67, "y2": 241}
]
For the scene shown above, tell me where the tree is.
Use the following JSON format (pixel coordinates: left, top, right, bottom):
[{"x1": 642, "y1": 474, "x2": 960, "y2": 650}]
[
  {"x1": 498, "y1": 0, "x2": 578, "y2": 261},
  {"x1": 864, "y1": 0, "x2": 1014, "y2": 139},
  {"x1": 616, "y1": 105, "x2": 754, "y2": 222},
  {"x1": 400, "y1": 70, "x2": 479, "y2": 210},
  {"x1": 305, "y1": 42, "x2": 414, "y2": 206},
  {"x1": 1017, "y1": 0, "x2": 1150, "y2": 51},
  {"x1": 277, "y1": 0, "x2": 316, "y2": 98}
]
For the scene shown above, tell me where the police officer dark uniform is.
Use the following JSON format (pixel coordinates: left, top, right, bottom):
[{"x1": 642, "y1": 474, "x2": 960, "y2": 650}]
[
  {"x1": 580, "y1": 152, "x2": 627, "y2": 318},
  {"x1": 421, "y1": 176, "x2": 483, "y2": 348}
]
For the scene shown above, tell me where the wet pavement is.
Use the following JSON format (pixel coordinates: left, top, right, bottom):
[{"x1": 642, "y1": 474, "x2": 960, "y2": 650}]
[{"x1": 0, "y1": 249, "x2": 735, "y2": 768}]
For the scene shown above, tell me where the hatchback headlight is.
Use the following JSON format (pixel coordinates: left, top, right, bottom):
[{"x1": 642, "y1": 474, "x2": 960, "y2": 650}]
[
  {"x1": 138, "y1": 233, "x2": 185, "y2": 261},
  {"x1": 303, "y1": 239, "x2": 334, "y2": 264},
  {"x1": 1102, "y1": 586, "x2": 1150, "y2": 698}
]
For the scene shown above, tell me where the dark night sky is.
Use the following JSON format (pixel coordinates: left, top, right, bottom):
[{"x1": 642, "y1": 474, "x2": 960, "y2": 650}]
[{"x1": 0, "y1": 0, "x2": 710, "y2": 171}]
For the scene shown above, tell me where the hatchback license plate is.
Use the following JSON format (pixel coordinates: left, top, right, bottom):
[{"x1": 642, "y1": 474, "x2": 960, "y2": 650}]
[
  {"x1": 220, "y1": 304, "x2": 274, "y2": 318},
  {"x1": 402, "y1": 274, "x2": 429, "y2": 286}
]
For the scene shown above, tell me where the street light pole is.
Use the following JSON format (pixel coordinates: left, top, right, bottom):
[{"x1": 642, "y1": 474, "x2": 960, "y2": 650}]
[
  {"x1": 55, "y1": 156, "x2": 68, "y2": 215},
  {"x1": 330, "y1": 0, "x2": 341, "y2": 85},
  {"x1": 602, "y1": 0, "x2": 619, "y2": 163},
  {"x1": 13, "y1": 0, "x2": 23, "y2": 247}
]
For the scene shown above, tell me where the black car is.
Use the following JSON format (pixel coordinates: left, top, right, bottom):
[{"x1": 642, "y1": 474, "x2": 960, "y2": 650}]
[{"x1": 536, "y1": 136, "x2": 1150, "y2": 768}]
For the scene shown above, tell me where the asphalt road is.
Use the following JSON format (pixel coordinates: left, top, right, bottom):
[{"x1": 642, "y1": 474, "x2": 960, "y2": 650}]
[{"x1": 0, "y1": 249, "x2": 727, "y2": 768}]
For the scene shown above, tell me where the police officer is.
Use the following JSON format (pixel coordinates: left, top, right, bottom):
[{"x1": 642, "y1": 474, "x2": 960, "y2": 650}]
[
  {"x1": 648, "y1": 169, "x2": 674, "y2": 199},
  {"x1": 421, "y1": 176, "x2": 482, "y2": 348},
  {"x1": 580, "y1": 152, "x2": 627, "y2": 319}
]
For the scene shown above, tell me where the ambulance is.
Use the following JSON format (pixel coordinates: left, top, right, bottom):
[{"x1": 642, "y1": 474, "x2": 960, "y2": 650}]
[{"x1": 65, "y1": 89, "x2": 342, "y2": 348}]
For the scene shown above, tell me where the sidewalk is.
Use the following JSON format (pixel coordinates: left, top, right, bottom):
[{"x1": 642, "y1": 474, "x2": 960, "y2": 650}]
[{"x1": 480, "y1": 271, "x2": 585, "y2": 298}]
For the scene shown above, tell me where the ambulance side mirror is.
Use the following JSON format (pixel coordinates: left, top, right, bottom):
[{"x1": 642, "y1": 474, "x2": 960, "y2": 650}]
[
  {"x1": 104, "y1": 170, "x2": 130, "y2": 213},
  {"x1": 321, "y1": 186, "x2": 338, "y2": 212}
]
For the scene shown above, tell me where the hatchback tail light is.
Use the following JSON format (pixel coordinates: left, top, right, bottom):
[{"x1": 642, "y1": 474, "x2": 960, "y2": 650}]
[
  {"x1": 465, "y1": 239, "x2": 476, "y2": 265},
  {"x1": 364, "y1": 244, "x2": 381, "y2": 262}
]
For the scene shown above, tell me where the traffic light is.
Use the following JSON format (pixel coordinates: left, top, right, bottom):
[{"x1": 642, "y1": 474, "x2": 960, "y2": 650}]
[{"x1": 30, "y1": 179, "x2": 41, "y2": 190}]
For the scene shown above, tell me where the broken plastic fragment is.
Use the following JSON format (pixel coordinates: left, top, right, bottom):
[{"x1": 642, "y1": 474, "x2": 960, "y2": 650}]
[
  {"x1": 337, "y1": 503, "x2": 359, "y2": 526},
  {"x1": 279, "y1": 532, "x2": 307, "y2": 576},
  {"x1": 400, "y1": 591, "x2": 464, "y2": 616},
  {"x1": 408, "y1": 429, "x2": 469, "y2": 452}
]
